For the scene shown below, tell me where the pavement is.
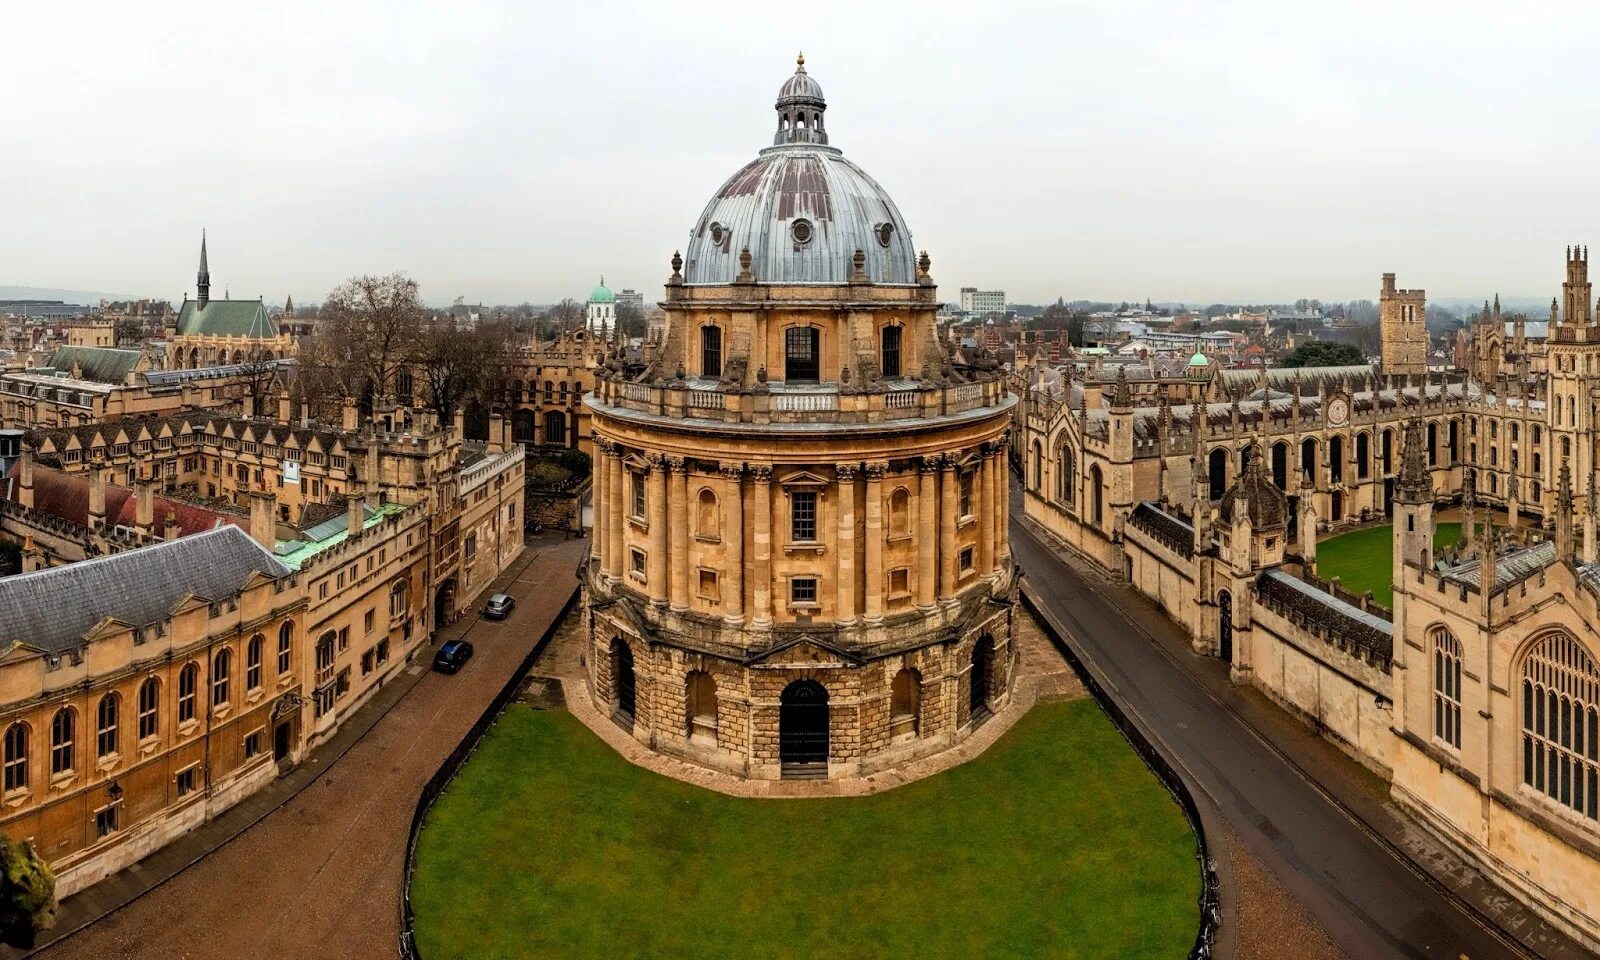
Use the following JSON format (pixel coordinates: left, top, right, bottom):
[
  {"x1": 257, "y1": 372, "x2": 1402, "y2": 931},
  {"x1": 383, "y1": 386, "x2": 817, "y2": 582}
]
[
  {"x1": 27, "y1": 534, "x2": 589, "y2": 960},
  {"x1": 1014, "y1": 508, "x2": 1590, "y2": 960}
]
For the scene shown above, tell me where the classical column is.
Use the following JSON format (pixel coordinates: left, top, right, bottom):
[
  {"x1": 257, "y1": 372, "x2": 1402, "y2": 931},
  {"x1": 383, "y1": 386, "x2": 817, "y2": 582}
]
[
  {"x1": 668, "y1": 457, "x2": 689, "y2": 611},
  {"x1": 835, "y1": 464, "x2": 857, "y2": 624},
  {"x1": 721, "y1": 464, "x2": 744, "y2": 623},
  {"x1": 996, "y1": 433, "x2": 1011, "y2": 565},
  {"x1": 606, "y1": 444, "x2": 624, "y2": 580},
  {"x1": 863, "y1": 461, "x2": 886, "y2": 621},
  {"x1": 751, "y1": 465, "x2": 773, "y2": 626},
  {"x1": 648, "y1": 455, "x2": 668, "y2": 605},
  {"x1": 591, "y1": 436, "x2": 606, "y2": 562},
  {"x1": 917, "y1": 457, "x2": 938, "y2": 609},
  {"x1": 939, "y1": 454, "x2": 958, "y2": 600},
  {"x1": 979, "y1": 443, "x2": 996, "y2": 575}
]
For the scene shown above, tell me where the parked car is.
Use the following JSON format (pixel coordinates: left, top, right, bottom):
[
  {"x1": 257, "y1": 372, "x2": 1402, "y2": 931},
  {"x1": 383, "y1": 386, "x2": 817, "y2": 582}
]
[
  {"x1": 433, "y1": 640, "x2": 474, "y2": 674},
  {"x1": 483, "y1": 593, "x2": 516, "y2": 620}
]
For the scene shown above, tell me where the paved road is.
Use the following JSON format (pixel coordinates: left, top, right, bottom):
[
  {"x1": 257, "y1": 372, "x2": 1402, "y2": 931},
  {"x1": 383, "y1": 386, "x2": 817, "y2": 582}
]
[
  {"x1": 1012, "y1": 519, "x2": 1582, "y2": 960},
  {"x1": 37, "y1": 536, "x2": 588, "y2": 960}
]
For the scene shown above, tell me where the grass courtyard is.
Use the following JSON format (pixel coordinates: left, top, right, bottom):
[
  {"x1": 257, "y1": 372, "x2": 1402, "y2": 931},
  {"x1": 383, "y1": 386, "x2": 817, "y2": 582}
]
[
  {"x1": 1315, "y1": 521, "x2": 1462, "y2": 608},
  {"x1": 411, "y1": 700, "x2": 1200, "y2": 960}
]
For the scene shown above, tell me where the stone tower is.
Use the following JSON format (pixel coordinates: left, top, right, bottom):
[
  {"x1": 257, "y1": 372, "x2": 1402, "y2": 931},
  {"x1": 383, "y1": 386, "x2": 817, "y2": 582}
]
[{"x1": 1379, "y1": 272, "x2": 1427, "y2": 376}]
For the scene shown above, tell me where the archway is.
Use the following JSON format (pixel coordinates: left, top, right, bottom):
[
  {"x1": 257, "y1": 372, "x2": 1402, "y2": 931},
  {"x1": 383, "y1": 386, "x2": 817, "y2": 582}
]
[
  {"x1": 970, "y1": 635, "x2": 995, "y2": 720},
  {"x1": 1331, "y1": 489, "x2": 1344, "y2": 522},
  {"x1": 434, "y1": 578, "x2": 456, "y2": 628},
  {"x1": 1208, "y1": 447, "x2": 1227, "y2": 500},
  {"x1": 779, "y1": 679, "x2": 829, "y2": 767},
  {"x1": 611, "y1": 639, "x2": 636, "y2": 725},
  {"x1": 1218, "y1": 591, "x2": 1233, "y2": 663}
]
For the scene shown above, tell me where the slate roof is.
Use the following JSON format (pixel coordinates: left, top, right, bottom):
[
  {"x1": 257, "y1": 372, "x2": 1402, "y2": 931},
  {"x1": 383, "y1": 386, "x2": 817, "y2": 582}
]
[
  {"x1": 175, "y1": 298, "x2": 278, "y2": 338},
  {"x1": 1442, "y1": 540, "x2": 1557, "y2": 590},
  {"x1": 41, "y1": 346, "x2": 142, "y2": 384},
  {"x1": 0, "y1": 526, "x2": 288, "y2": 656},
  {"x1": 1128, "y1": 502, "x2": 1194, "y2": 557},
  {"x1": 1256, "y1": 570, "x2": 1393, "y2": 662}
]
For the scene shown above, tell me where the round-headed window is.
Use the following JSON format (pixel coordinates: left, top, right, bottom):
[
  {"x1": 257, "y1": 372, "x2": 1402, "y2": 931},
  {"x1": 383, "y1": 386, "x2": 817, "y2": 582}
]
[
  {"x1": 876, "y1": 222, "x2": 894, "y2": 247},
  {"x1": 709, "y1": 222, "x2": 725, "y2": 246},
  {"x1": 791, "y1": 218, "x2": 813, "y2": 245}
]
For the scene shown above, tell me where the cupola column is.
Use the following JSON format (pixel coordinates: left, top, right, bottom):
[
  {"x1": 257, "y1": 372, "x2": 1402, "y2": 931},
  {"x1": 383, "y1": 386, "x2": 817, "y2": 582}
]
[
  {"x1": 917, "y1": 458, "x2": 938, "y2": 609},
  {"x1": 979, "y1": 444, "x2": 996, "y2": 575},
  {"x1": 835, "y1": 465, "x2": 857, "y2": 624},
  {"x1": 720, "y1": 465, "x2": 745, "y2": 623},
  {"x1": 864, "y1": 462, "x2": 886, "y2": 622},
  {"x1": 752, "y1": 465, "x2": 773, "y2": 626}
]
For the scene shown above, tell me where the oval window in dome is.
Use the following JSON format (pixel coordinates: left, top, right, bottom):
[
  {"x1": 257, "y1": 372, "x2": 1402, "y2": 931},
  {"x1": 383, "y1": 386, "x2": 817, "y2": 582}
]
[
  {"x1": 791, "y1": 219, "x2": 813, "y2": 245},
  {"x1": 876, "y1": 222, "x2": 894, "y2": 247},
  {"x1": 709, "y1": 222, "x2": 725, "y2": 246}
]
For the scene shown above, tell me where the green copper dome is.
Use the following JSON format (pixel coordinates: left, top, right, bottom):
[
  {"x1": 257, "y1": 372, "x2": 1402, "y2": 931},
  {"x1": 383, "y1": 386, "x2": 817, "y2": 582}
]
[
  {"x1": 1187, "y1": 351, "x2": 1210, "y2": 366},
  {"x1": 588, "y1": 278, "x2": 614, "y2": 303}
]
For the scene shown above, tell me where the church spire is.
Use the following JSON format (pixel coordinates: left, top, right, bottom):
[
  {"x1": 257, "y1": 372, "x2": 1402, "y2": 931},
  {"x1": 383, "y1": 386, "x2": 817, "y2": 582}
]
[
  {"x1": 1396, "y1": 416, "x2": 1430, "y2": 503},
  {"x1": 197, "y1": 230, "x2": 211, "y2": 308}
]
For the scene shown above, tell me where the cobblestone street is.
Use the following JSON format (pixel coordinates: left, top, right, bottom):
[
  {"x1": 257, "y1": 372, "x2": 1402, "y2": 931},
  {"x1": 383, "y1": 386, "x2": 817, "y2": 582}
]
[{"x1": 35, "y1": 536, "x2": 589, "y2": 960}]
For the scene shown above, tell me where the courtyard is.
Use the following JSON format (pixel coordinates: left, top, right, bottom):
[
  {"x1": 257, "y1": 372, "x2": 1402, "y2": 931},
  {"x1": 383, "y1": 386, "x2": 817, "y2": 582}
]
[
  {"x1": 1315, "y1": 521, "x2": 1463, "y2": 608},
  {"x1": 410, "y1": 696, "x2": 1201, "y2": 960}
]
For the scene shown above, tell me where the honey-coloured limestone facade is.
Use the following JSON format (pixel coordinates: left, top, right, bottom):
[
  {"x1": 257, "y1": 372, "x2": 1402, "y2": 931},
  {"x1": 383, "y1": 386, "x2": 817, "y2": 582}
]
[{"x1": 584, "y1": 57, "x2": 1017, "y2": 780}]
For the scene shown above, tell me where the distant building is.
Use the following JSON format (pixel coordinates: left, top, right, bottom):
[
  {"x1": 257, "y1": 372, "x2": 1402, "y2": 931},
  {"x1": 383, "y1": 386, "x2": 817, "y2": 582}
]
[
  {"x1": 585, "y1": 278, "x2": 616, "y2": 334},
  {"x1": 959, "y1": 287, "x2": 1006, "y2": 318},
  {"x1": 167, "y1": 233, "x2": 295, "y2": 369},
  {"x1": 615, "y1": 288, "x2": 644, "y2": 313},
  {"x1": 0, "y1": 301, "x2": 88, "y2": 319}
]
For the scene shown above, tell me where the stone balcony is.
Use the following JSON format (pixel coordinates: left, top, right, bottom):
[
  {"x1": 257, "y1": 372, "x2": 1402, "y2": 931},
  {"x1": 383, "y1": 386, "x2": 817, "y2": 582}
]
[{"x1": 590, "y1": 372, "x2": 1013, "y2": 429}]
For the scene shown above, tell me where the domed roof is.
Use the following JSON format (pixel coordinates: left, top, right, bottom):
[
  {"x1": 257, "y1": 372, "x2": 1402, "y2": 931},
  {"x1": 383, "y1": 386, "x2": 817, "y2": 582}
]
[
  {"x1": 680, "y1": 57, "x2": 920, "y2": 286},
  {"x1": 1217, "y1": 451, "x2": 1288, "y2": 529},
  {"x1": 589, "y1": 278, "x2": 614, "y2": 303},
  {"x1": 1188, "y1": 351, "x2": 1211, "y2": 366}
]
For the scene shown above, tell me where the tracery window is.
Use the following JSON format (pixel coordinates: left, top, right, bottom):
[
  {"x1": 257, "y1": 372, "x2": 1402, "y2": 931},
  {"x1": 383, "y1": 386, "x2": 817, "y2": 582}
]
[
  {"x1": 1433, "y1": 630, "x2": 1462, "y2": 750},
  {"x1": 1522, "y1": 633, "x2": 1600, "y2": 821}
]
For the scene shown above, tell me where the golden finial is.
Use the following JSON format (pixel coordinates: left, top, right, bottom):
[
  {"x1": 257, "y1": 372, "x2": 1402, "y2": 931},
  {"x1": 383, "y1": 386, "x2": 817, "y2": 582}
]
[{"x1": 797, "y1": 51, "x2": 805, "y2": 68}]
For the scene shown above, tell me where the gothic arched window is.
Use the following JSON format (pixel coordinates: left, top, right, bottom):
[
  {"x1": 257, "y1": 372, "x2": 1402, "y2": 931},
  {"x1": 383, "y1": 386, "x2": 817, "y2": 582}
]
[{"x1": 1522, "y1": 633, "x2": 1600, "y2": 821}]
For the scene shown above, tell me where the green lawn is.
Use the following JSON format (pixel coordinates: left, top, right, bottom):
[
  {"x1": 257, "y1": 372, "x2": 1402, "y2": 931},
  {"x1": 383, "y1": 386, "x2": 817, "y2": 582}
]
[
  {"x1": 411, "y1": 700, "x2": 1200, "y2": 960},
  {"x1": 1316, "y1": 522, "x2": 1462, "y2": 608}
]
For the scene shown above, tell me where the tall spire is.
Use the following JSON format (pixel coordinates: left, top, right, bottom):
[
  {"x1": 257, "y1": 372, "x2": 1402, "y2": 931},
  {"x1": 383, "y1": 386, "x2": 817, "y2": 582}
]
[
  {"x1": 1396, "y1": 416, "x2": 1430, "y2": 503},
  {"x1": 197, "y1": 229, "x2": 211, "y2": 308},
  {"x1": 1556, "y1": 460, "x2": 1575, "y2": 560}
]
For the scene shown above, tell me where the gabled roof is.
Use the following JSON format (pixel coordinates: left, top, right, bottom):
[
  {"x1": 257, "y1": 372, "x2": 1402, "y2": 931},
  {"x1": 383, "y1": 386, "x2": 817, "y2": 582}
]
[
  {"x1": 41, "y1": 345, "x2": 142, "y2": 384},
  {"x1": 1, "y1": 463, "x2": 246, "y2": 537},
  {"x1": 0, "y1": 526, "x2": 288, "y2": 656},
  {"x1": 176, "y1": 298, "x2": 277, "y2": 338}
]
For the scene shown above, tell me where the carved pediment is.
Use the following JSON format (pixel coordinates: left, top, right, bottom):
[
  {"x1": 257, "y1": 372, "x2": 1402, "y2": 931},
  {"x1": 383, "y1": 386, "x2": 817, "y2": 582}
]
[
  {"x1": 777, "y1": 470, "x2": 831, "y2": 487},
  {"x1": 747, "y1": 633, "x2": 862, "y2": 668}
]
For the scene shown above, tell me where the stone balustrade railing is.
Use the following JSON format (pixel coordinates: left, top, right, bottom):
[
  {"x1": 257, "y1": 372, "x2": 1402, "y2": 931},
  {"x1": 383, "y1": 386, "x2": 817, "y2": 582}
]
[{"x1": 591, "y1": 374, "x2": 1012, "y2": 426}]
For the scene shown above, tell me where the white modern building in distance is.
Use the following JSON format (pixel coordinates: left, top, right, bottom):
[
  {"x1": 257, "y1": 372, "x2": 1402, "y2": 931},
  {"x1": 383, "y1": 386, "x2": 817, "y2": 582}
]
[{"x1": 959, "y1": 287, "x2": 1006, "y2": 318}]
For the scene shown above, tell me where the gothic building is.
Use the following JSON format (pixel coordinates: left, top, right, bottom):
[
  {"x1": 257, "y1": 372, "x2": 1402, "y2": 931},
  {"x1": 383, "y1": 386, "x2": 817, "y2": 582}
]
[
  {"x1": 584, "y1": 56, "x2": 1016, "y2": 780},
  {"x1": 1016, "y1": 246, "x2": 1600, "y2": 949},
  {"x1": 167, "y1": 233, "x2": 296, "y2": 369}
]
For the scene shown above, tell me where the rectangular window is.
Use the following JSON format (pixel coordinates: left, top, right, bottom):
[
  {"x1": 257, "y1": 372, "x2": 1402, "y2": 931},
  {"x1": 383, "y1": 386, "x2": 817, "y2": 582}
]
[
  {"x1": 881, "y1": 325, "x2": 902, "y2": 378},
  {"x1": 959, "y1": 471, "x2": 974, "y2": 518},
  {"x1": 176, "y1": 767, "x2": 198, "y2": 797},
  {"x1": 244, "y1": 730, "x2": 263, "y2": 759},
  {"x1": 336, "y1": 669, "x2": 351, "y2": 700},
  {"x1": 630, "y1": 548, "x2": 647, "y2": 579},
  {"x1": 631, "y1": 471, "x2": 646, "y2": 520},
  {"x1": 364, "y1": 609, "x2": 375, "y2": 634},
  {"x1": 95, "y1": 805, "x2": 120, "y2": 838},
  {"x1": 361, "y1": 650, "x2": 375, "y2": 676},
  {"x1": 337, "y1": 627, "x2": 349, "y2": 652},
  {"x1": 959, "y1": 546, "x2": 975, "y2": 573},
  {"x1": 377, "y1": 639, "x2": 390, "y2": 664},
  {"x1": 888, "y1": 568, "x2": 910, "y2": 597},
  {"x1": 465, "y1": 533, "x2": 477, "y2": 559},
  {"x1": 698, "y1": 569, "x2": 718, "y2": 598},
  {"x1": 701, "y1": 325, "x2": 723, "y2": 379},
  {"x1": 791, "y1": 490, "x2": 817, "y2": 542},
  {"x1": 791, "y1": 577, "x2": 818, "y2": 605}
]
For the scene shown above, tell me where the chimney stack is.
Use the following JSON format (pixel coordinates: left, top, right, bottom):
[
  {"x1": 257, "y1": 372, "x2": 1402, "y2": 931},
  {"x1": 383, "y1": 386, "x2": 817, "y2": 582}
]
[
  {"x1": 342, "y1": 396, "x2": 359, "y2": 432},
  {"x1": 88, "y1": 462, "x2": 107, "y2": 529},
  {"x1": 488, "y1": 411, "x2": 505, "y2": 453},
  {"x1": 19, "y1": 448, "x2": 33, "y2": 509},
  {"x1": 250, "y1": 487, "x2": 277, "y2": 551},
  {"x1": 346, "y1": 493, "x2": 365, "y2": 537},
  {"x1": 134, "y1": 479, "x2": 154, "y2": 536},
  {"x1": 164, "y1": 511, "x2": 180, "y2": 542}
]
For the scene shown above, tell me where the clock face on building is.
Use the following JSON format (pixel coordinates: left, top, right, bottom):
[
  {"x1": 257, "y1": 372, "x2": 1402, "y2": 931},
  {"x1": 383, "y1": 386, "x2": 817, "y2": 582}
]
[{"x1": 1327, "y1": 396, "x2": 1349, "y2": 426}]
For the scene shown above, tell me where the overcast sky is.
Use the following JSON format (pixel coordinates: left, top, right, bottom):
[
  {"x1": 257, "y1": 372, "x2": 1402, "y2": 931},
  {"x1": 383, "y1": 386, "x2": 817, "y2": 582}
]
[{"x1": 8, "y1": 0, "x2": 1600, "y2": 307}]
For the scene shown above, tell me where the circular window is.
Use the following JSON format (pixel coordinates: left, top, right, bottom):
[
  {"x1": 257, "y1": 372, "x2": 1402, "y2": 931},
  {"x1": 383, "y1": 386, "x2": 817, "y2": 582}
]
[
  {"x1": 709, "y1": 222, "x2": 725, "y2": 246},
  {"x1": 791, "y1": 218, "x2": 813, "y2": 245},
  {"x1": 876, "y1": 222, "x2": 894, "y2": 247}
]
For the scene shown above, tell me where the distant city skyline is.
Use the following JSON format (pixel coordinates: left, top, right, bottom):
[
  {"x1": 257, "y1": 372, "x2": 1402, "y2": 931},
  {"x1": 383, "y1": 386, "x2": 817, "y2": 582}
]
[{"x1": 8, "y1": 2, "x2": 1600, "y2": 307}]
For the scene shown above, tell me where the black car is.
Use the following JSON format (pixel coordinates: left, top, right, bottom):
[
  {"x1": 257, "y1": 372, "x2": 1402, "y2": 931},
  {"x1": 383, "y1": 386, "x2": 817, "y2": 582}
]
[
  {"x1": 432, "y1": 640, "x2": 474, "y2": 674},
  {"x1": 483, "y1": 593, "x2": 515, "y2": 620}
]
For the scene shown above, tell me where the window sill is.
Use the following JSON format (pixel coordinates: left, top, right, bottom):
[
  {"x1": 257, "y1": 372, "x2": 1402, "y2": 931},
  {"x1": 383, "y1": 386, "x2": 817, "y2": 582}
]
[
  {"x1": 246, "y1": 688, "x2": 264, "y2": 706},
  {"x1": 138, "y1": 736, "x2": 160, "y2": 756},
  {"x1": 627, "y1": 515, "x2": 649, "y2": 532},
  {"x1": 628, "y1": 571, "x2": 648, "y2": 586},
  {"x1": 212, "y1": 704, "x2": 232, "y2": 722},
  {"x1": 958, "y1": 515, "x2": 977, "y2": 530},
  {"x1": 887, "y1": 590, "x2": 913, "y2": 602},
  {"x1": 784, "y1": 542, "x2": 826, "y2": 555},
  {"x1": 49, "y1": 772, "x2": 76, "y2": 792},
  {"x1": 693, "y1": 534, "x2": 721, "y2": 545},
  {"x1": 177, "y1": 719, "x2": 200, "y2": 738},
  {"x1": 886, "y1": 534, "x2": 913, "y2": 545},
  {"x1": 278, "y1": 674, "x2": 295, "y2": 689},
  {"x1": 2, "y1": 789, "x2": 30, "y2": 808},
  {"x1": 95, "y1": 754, "x2": 121, "y2": 773},
  {"x1": 788, "y1": 602, "x2": 822, "y2": 612}
]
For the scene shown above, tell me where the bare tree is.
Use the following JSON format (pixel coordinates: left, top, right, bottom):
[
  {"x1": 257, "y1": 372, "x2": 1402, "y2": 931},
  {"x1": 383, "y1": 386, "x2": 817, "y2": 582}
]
[
  {"x1": 112, "y1": 317, "x2": 144, "y2": 347},
  {"x1": 415, "y1": 320, "x2": 512, "y2": 423},
  {"x1": 542, "y1": 298, "x2": 583, "y2": 337},
  {"x1": 235, "y1": 346, "x2": 282, "y2": 416},
  {"x1": 318, "y1": 274, "x2": 425, "y2": 408}
]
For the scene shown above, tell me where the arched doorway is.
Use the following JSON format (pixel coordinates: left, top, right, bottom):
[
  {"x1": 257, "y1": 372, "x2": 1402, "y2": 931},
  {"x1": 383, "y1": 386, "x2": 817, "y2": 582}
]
[
  {"x1": 434, "y1": 578, "x2": 456, "y2": 628},
  {"x1": 779, "y1": 679, "x2": 829, "y2": 768},
  {"x1": 610, "y1": 639, "x2": 636, "y2": 725},
  {"x1": 970, "y1": 635, "x2": 995, "y2": 721},
  {"x1": 1218, "y1": 591, "x2": 1233, "y2": 664},
  {"x1": 1331, "y1": 489, "x2": 1344, "y2": 522}
]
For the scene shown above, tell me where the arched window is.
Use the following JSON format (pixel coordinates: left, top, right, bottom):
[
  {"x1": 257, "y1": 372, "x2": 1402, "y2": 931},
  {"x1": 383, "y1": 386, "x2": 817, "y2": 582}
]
[
  {"x1": 889, "y1": 487, "x2": 911, "y2": 535},
  {"x1": 696, "y1": 488, "x2": 720, "y2": 539},
  {"x1": 1448, "y1": 419, "x2": 1460, "y2": 462},
  {"x1": 890, "y1": 668, "x2": 921, "y2": 738},
  {"x1": 685, "y1": 670, "x2": 717, "y2": 742},
  {"x1": 784, "y1": 326, "x2": 820, "y2": 382},
  {"x1": 277, "y1": 621, "x2": 294, "y2": 676},
  {"x1": 390, "y1": 578, "x2": 410, "y2": 618},
  {"x1": 880, "y1": 325, "x2": 902, "y2": 378},
  {"x1": 1433, "y1": 630, "x2": 1462, "y2": 750},
  {"x1": 1382, "y1": 429, "x2": 1393, "y2": 474},
  {"x1": 138, "y1": 677, "x2": 159, "y2": 740},
  {"x1": 1271, "y1": 442, "x2": 1288, "y2": 490},
  {"x1": 1031, "y1": 440, "x2": 1043, "y2": 491},
  {"x1": 213, "y1": 648, "x2": 232, "y2": 708},
  {"x1": 1089, "y1": 464, "x2": 1104, "y2": 525},
  {"x1": 1300, "y1": 438, "x2": 1317, "y2": 482},
  {"x1": 247, "y1": 635, "x2": 264, "y2": 692},
  {"x1": 1564, "y1": 437, "x2": 1573, "y2": 461},
  {"x1": 2, "y1": 724, "x2": 27, "y2": 792},
  {"x1": 50, "y1": 707, "x2": 75, "y2": 776},
  {"x1": 1329, "y1": 435, "x2": 1344, "y2": 484},
  {"x1": 543, "y1": 410, "x2": 567, "y2": 446},
  {"x1": 97, "y1": 693, "x2": 119, "y2": 758},
  {"x1": 1522, "y1": 633, "x2": 1600, "y2": 820},
  {"x1": 1057, "y1": 446, "x2": 1075, "y2": 503},
  {"x1": 1355, "y1": 433, "x2": 1370, "y2": 479},
  {"x1": 1427, "y1": 422, "x2": 1439, "y2": 466},
  {"x1": 1208, "y1": 447, "x2": 1226, "y2": 501},
  {"x1": 544, "y1": 380, "x2": 554, "y2": 401},
  {"x1": 701, "y1": 325, "x2": 723, "y2": 379},
  {"x1": 178, "y1": 662, "x2": 200, "y2": 723}
]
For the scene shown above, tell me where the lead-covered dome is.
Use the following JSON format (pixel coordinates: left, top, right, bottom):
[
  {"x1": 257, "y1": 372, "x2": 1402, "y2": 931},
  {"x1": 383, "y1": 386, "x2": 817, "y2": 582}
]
[{"x1": 681, "y1": 56, "x2": 919, "y2": 286}]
